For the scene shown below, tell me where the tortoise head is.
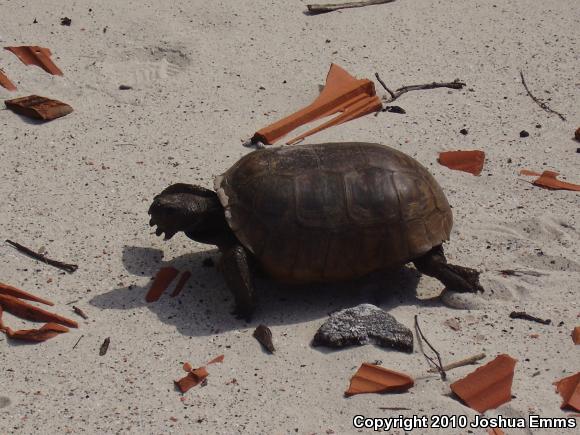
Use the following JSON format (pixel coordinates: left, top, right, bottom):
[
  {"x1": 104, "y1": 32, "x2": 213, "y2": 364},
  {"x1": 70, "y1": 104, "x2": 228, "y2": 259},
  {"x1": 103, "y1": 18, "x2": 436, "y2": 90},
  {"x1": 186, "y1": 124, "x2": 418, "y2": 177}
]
[{"x1": 148, "y1": 183, "x2": 221, "y2": 240}]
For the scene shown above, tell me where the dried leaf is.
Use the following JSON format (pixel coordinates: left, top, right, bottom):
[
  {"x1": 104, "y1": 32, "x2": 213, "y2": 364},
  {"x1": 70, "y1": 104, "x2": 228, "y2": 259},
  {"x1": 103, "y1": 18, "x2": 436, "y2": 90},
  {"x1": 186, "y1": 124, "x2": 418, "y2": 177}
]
[{"x1": 253, "y1": 324, "x2": 275, "y2": 353}]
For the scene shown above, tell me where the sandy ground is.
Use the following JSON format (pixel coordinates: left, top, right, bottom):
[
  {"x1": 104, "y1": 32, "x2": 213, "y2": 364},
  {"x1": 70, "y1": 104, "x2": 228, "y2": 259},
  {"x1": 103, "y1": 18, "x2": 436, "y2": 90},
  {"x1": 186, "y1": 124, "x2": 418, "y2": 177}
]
[{"x1": 0, "y1": 0, "x2": 579, "y2": 434}]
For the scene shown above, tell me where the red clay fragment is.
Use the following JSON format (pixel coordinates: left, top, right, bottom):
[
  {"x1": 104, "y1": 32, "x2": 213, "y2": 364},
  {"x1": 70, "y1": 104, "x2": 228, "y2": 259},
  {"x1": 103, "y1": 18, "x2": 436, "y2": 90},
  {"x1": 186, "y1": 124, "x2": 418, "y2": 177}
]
[
  {"x1": 0, "y1": 306, "x2": 68, "y2": 342},
  {"x1": 0, "y1": 294, "x2": 78, "y2": 328},
  {"x1": 573, "y1": 327, "x2": 580, "y2": 345},
  {"x1": 450, "y1": 354, "x2": 516, "y2": 413},
  {"x1": 0, "y1": 282, "x2": 54, "y2": 306},
  {"x1": 207, "y1": 354, "x2": 225, "y2": 365},
  {"x1": 488, "y1": 429, "x2": 505, "y2": 435},
  {"x1": 175, "y1": 366, "x2": 209, "y2": 393},
  {"x1": 437, "y1": 150, "x2": 485, "y2": 176},
  {"x1": 145, "y1": 267, "x2": 179, "y2": 302},
  {"x1": 252, "y1": 64, "x2": 382, "y2": 145},
  {"x1": 5, "y1": 95, "x2": 73, "y2": 121},
  {"x1": 170, "y1": 271, "x2": 191, "y2": 298},
  {"x1": 532, "y1": 171, "x2": 580, "y2": 192},
  {"x1": 575, "y1": 127, "x2": 580, "y2": 141},
  {"x1": 554, "y1": 373, "x2": 580, "y2": 411},
  {"x1": 345, "y1": 363, "x2": 414, "y2": 397},
  {"x1": 4, "y1": 46, "x2": 63, "y2": 75},
  {"x1": 2, "y1": 322, "x2": 69, "y2": 342},
  {"x1": 519, "y1": 169, "x2": 542, "y2": 177},
  {"x1": 0, "y1": 68, "x2": 16, "y2": 91}
]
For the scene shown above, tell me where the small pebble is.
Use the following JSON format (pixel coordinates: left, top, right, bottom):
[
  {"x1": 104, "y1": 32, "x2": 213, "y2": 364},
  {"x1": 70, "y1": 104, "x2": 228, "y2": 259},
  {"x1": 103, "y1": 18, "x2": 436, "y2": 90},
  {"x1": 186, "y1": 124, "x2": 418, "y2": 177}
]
[
  {"x1": 520, "y1": 130, "x2": 529, "y2": 138},
  {"x1": 460, "y1": 128, "x2": 468, "y2": 135}
]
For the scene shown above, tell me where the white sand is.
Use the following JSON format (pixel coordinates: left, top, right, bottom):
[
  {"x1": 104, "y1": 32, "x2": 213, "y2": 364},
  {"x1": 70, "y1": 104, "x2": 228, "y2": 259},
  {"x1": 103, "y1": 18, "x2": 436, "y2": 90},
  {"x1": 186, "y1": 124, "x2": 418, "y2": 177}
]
[{"x1": 0, "y1": 1, "x2": 579, "y2": 434}]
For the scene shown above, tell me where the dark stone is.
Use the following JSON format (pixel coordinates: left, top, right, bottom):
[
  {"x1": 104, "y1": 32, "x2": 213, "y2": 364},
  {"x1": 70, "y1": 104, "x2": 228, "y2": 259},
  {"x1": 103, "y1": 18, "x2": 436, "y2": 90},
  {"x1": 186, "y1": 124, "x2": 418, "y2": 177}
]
[
  {"x1": 519, "y1": 130, "x2": 529, "y2": 138},
  {"x1": 312, "y1": 304, "x2": 413, "y2": 352},
  {"x1": 119, "y1": 85, "x2": 133, "y2": 90},
  {"x1": 460, "y1": 128, "x2": 468, "y2": 135},
  {"x1": 60, "y1": 17, "x2": 72, "y2": 26}
]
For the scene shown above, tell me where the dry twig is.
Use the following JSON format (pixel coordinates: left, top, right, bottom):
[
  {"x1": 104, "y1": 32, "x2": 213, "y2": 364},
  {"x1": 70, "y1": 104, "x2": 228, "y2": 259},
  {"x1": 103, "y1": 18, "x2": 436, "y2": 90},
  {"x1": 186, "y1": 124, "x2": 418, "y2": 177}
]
[
  {"x1": 414, "y1": 315, "x2": 446, "y2": 380},
  {"x1": 307, "y1": 0, "x2": 395, "y2": 14},
  {"x1": 72, "y1": 334, "x2": 84, "y2": 349},
  {"x1": 375, "y1": 73, "x2": 466, "y2": 104},
  {"x1": 509, "y1": 311, "x2": 551, "y2": 325},
  {"x1": 5, "y1": 239, "x2": 78, "y2": 273},
  {"x1": 428, "y1": 353, "x2": 486, "y2": 373},
  {"x1": 72, "y1": 306, "x2": 88, "y2": 320},
  {"x1": 520, "y1": 71, "x2": 566, "y2": 121}
]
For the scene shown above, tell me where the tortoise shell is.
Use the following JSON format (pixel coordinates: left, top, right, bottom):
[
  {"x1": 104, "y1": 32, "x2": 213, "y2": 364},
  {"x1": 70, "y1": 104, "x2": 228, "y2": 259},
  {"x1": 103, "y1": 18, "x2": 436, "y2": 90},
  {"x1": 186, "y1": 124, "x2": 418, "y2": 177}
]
[{"x1": 214, "y1": 142, "x2": 452, "y2": 283}]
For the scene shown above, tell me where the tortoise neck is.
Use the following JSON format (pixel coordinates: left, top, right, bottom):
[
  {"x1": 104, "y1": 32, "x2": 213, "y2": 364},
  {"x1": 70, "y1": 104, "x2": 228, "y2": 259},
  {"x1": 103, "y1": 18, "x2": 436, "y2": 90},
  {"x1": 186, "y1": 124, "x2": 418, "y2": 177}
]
[{"x1": 185, "y1": 195, "x2": 235, "y2": 247}]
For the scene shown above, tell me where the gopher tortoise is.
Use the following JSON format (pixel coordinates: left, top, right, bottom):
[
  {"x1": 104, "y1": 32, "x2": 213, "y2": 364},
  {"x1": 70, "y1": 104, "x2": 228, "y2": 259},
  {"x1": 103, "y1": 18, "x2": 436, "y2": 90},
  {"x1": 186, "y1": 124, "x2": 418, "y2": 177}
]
[{"x1": 148, "y1": 142, "x2": 482, "y2": 319}]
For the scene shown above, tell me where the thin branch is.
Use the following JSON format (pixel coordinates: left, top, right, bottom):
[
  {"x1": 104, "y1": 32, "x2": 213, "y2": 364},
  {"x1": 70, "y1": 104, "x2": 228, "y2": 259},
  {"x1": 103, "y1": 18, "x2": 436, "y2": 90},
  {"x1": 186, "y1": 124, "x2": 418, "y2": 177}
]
[
  {"x1": 520, "y1": 71, "x2": 566, "y2": 121},
  {"x1": 307, "y1": 0, "x2": 395, "y2": 14},
  {"x1": 509, "y1": 311, "x2": 551, "y2": 325},
  {"x1": 5, "y1": 239, "x2": 78, "y2": 273},
  {"x1": 72, "y1": 334, "x2": 84, "y2": 349},
  {"x1": 376, "y1": 74, "x2": 466, "y2": 104},
  {"x1": 428, "y1": 353, "x2": 486, "y2": 373},
  {"x1": 414, "y1": 315, "x2": 446, "y2": 381}
]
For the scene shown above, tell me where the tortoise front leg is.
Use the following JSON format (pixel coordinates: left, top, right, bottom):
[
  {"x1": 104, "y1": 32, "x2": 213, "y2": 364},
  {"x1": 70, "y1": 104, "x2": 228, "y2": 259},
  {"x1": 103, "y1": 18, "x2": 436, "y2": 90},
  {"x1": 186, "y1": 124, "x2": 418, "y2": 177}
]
[
  {"x1": 220, "y1": 244, "x2": 256, "y2": 321},
  {"x1": 413, "y1": 245, "x2": 484, "y2": 293}
]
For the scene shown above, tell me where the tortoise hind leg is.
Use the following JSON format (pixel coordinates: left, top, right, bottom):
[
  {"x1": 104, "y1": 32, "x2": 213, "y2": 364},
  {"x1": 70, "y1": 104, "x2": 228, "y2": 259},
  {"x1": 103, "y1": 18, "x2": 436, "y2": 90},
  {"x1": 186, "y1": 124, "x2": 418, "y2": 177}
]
[
  {"x1": 220, "y1": 244, "x2": 256, "y2": 321},
  {"x1": 413, "y1": 246, "x2": 483, "y2": 293}
]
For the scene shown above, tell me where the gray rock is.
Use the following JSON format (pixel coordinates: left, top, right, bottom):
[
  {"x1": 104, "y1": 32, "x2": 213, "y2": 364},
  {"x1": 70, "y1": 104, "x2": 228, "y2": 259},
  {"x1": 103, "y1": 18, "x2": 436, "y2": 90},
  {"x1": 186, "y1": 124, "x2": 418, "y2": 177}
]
[{"x1": 312, "y1": 304, "x2": 413, "y2": 352}]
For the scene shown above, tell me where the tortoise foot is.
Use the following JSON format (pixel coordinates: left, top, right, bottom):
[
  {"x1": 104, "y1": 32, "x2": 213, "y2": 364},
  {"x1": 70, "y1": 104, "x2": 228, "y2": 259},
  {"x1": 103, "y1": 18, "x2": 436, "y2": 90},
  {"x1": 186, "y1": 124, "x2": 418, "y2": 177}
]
[{"x1": 414, "y1": 246, "x2": 484, "y2": 293}]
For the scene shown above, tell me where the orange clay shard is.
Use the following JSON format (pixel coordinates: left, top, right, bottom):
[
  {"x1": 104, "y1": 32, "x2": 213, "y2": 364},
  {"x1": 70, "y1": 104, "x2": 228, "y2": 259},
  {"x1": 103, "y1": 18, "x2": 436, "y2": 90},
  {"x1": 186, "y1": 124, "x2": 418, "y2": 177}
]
[
  {"x1": 573, "y1": 327, "x2": 580, "y2": 345},
  {"x1": 450, "y1": 354, "x2": 516, "y2": 413},
  {"x1": 0, "y1": 68, "x2": 16, "y2": 91},
  {"x1": 554, "y1": 373, "x2": 580, "y2": 411},
  {"x1": 345, "y1": 363, "x2": 414, "y2": 397},
  {"x1": 0, "y1": 294, "x2": 78, "y2": 328},
  {"x1": 0, "y1": 282, "x2": 54, "y2": 306},
  {"x1": 252, "y1": 64, "x2": 382, "y2": 145},
  {"x1": 170, "y1": 271, "x2": 191, "y2": 297},
  {"x1": 520, "y1": 169, "x2": 580, "y2": 191},
  {"x1": 145, "y1": 267, "x2": 179, "y2": 302},
  {"x1": 437, "y1": 150, "x2": 485, "y2": 176},
  {"x1": 4, "y1": 46, "x2": 63, "y2": 75},
  {"x1": 175, "y1": 355, "x2": 224, "y2": 393},
  {"x1": 0, "y1": 306, "x2": 69, "y2": 342}
]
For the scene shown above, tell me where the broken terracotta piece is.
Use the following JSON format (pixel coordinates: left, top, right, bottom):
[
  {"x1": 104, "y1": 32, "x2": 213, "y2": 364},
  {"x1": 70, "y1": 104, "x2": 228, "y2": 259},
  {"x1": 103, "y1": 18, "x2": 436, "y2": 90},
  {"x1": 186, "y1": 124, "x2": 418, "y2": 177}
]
[
  {"x1": 450, "y1": 354, "x2": 516, "y2": 413},
  {"x1": 0, "y1": 306, "x2": 69, "y2": 342},
  {"x1": 252, "y1": 64, "x2": 382, "y2": 145},
  {"x1": 0, "y1": 282, "x2": 53, "y2": 306},
  {"x1": 575, "y1": 127, "x2": 580, "y2": 141},
  {"x1": 170, "y1": 271, "x2": 191, "y2": 298},
  {"x1": 145, "y1": 267, "x2": 179, "y2": 302},
  {"x1": 175, "y1": 355, "x2": 225, "y2": 393},
  {"x1": 0, "y1": 293, "x2": 78, "y2": 328},
  {"x1": 0, "y1": 69, "x2": 16, "y2": 91},
  {"x1": 437, "y1": 150, "x2": 485, "y2": 176},
  {"x1": 488, "y1": 429, "x2": 505, "y2": 435},
  {"x1": 573, "y1": 327, "x2": 580, "y2": 345},
  {"x1": 554, "y1": 373, "x2": 580, "y2": 411},
  {"x1": 5, "y1": 95, "x2": 73, "y2": 121},
  {"x1": 345, "y1": 363, "x2": 414, "y2": 397},
  {"x1": 520, "y1": 169, "x2": 580, "y2": 191},
  {"x1": 4, "y1": 46, "x2": 63, "y2": 75}
]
